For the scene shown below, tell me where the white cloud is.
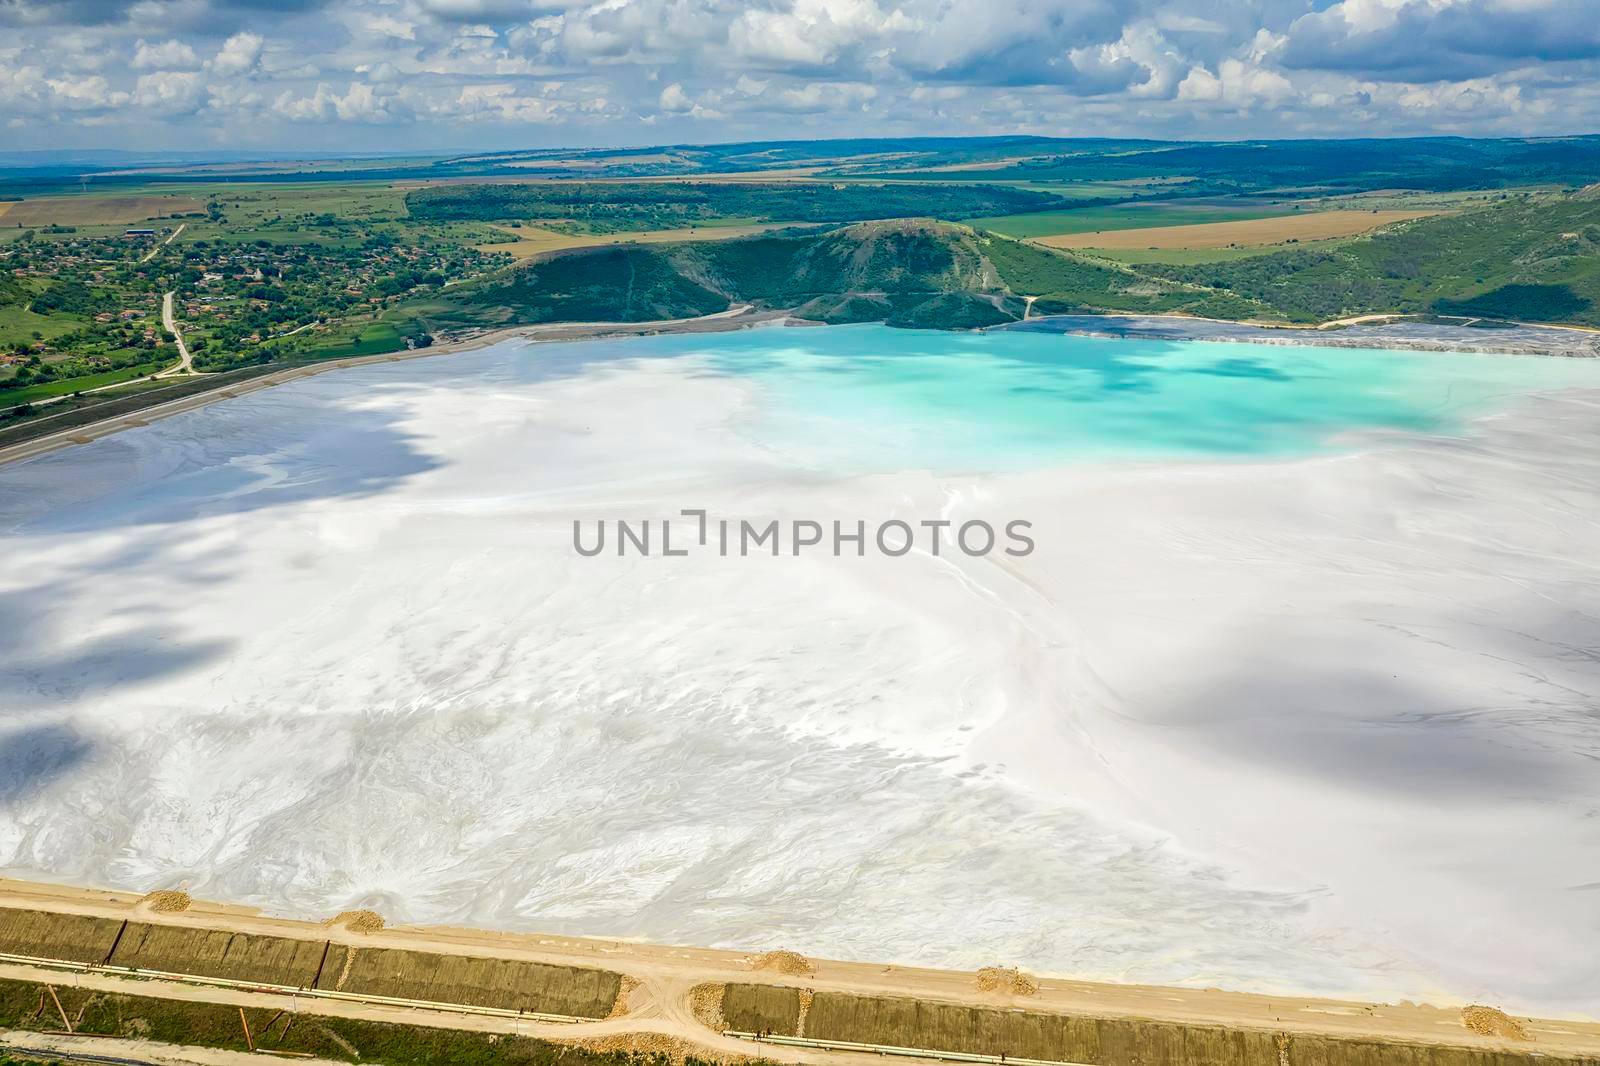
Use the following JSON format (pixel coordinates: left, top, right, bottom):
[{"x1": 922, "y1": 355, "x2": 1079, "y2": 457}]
[
  {"x1": 442, "y1": 82, "x2": 564, "y2": 122},
  {"x1": 771, "y1": 80, "x2": 876, "y2": 113},
  {"x1": 46, "y1": 74, "x2": 130, "y2": 112},
  {"x1": 132, "y1": 38, "x2": 200, "y2": 70},
  {"x1": 417, "y1": 0, "x2": 568, "y2": 20},
  {"x1": 730, "y1": 0, "x2": 908, "y2": 67},
  {"x1": 1178, "y1": 58, "x2": 1294, "y2": 108},
  {"x1": 658, "y1": 81, "x2": 692, "y2": 112},
  {"x1": 5, "y1": 0, "x2": 1600, "y2": 144},
  {"x1": 657, "y1": 81, "x2": 722, "y2": 118},
  {"x1": 131, "y1": 70, "x2": 207, "y2": 113},
  {"x1": 359, "y1": 13, "x2": 417, "y2": 40},
  {"x1": 208, "y1": 31, "x2": 263, "y2": 76},
  {"x1": 274, "y1": 80, "x2": 406, "y2": 123}
]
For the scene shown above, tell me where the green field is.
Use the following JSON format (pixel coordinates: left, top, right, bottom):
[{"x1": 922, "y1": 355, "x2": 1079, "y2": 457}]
[
  {"x1": 0, "y1": 361, "x2": 167, "y2": 405},
  {"x1": 964, "y1": 202, "x2": 1290, "y2": 239},
  {"x1": 298, "y1": 321, "x2": 407, "y2": 359},
  {"x1": 0, "y1": 301, "x2": 83, "y2": 347}
]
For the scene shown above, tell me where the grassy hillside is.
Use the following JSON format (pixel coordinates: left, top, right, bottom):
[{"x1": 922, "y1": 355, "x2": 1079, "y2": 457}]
[
  {"x1": 1146, "y1": 189, "x2": 1600, "y2": 324},
  {"x1": 418, "y1": 189, "x2": 1600, "y2": 332},
  {"x1": 424, "y1": 219, "x2": 1225, "y2": 330}
]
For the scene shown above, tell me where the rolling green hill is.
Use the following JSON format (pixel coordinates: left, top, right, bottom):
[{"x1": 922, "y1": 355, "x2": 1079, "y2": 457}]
[
  {"x1": 415, "y1": 189, "x2": 1600, "y2": 333},
  {"x1": 424, "y1": 219, "x2": 1228, "y2": 330},
  {"x1": 1146, "y1": 188, "x2": 1600, "y2": 325}
]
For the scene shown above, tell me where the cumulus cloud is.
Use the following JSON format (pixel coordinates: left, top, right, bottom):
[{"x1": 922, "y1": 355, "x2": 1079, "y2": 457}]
[
  {"x1": 132, "y1": 38, "x2": 200, "y2": 69},
  {"x1": 274, "y1": 80, "x2": 406, "y2": 122},
  {"x1": 132, "y1": 70, "x2": 208, "y2": 112},
  {"x1": 657, "y1": 81, "x2": 722, "y2": 119},
  {"x1": 1, "y1": 0, "x2": 329, "y2": 31},
  {"x1": 1178, "y1": 59, "x2": 1294, "y2": 109},
  {"x1": 771, "y1": 80, "x2": 876, "y2": 113},
  {"x1": 1281, "y1": 0, "x2": 1600, "y2": 81},
  {"x1": 730, "y1": 0, "x2": 909, "y2": 68},
  {"x1": 6, "y1": 0, "x2": 1600, "y2": 146},
  {"x1": 417, "y1": 0, "x2": 568, "y2": 20},
  {"x1": 47, "y1": 73, "x2": 130, "y2": 111},
  {"x1": 658, "y1": 82, "x2": 692, "y2": 112},
  {"x1": 208, "y1": 31, "x2": 263, "y2": 75}
]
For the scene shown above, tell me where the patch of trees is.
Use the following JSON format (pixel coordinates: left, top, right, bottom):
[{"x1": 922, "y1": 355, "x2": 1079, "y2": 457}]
[
  {"x1": 29, "y1": 280, "x2": 99, "y2": 315},
  {"x1": 1434, "y1": 284, "x2": 1591, "y2": 322}
]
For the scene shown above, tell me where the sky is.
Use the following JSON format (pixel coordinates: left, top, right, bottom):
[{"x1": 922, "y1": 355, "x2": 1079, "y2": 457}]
[{"x1": 3, "y1": 0, "x2": 1600, "y2": 153}]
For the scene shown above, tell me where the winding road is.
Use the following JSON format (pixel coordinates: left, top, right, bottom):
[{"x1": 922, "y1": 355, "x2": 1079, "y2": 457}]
[{"x1": 155, "y1": 291, "x2": 193, "y2": 378}]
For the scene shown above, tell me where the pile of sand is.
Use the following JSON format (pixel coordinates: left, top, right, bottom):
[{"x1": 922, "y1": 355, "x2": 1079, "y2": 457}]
[
  {"x1": 323, "y1": 909, "x2": 384, "y2": 933},
  {"x1": 139, "y1": 890, "x2": 192, "y2": 913},
  {"x1": 608, "y1": 975, "x2": 641, "y2": 1019},
  {"x1": 750, "y1": 950, "x2": 814, "y2": 976},
  {"x1": 570, "y1": 1031, "x2": 742, "y2": 1064},
  {"x1": 689, "y1": 983, "x2": 727, "y2": 1031},
  {"x1": 976, "y1": 966, "x2": 1039, "y2": 996},
  {"x1": 1461, "y1": 1005, "x2": 1531, "y2": 1041},
  {"x1": 795, "y1": 988, "x2": 814, "y2": 1036}
]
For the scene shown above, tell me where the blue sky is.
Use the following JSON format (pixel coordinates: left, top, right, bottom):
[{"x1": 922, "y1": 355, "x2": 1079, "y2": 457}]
[{"x1": 4, "y1": 0, "x2": 1599, "y2": 151}]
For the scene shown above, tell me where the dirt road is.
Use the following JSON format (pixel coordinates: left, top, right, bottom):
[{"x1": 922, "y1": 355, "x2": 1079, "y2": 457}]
[
  {"x1": 155, "y1": 291, "x2": 193, "y2": 378},
  {"x1": 2, "y1": 1027, "x2": 338, "y2": 1066},
  {"x1": 138, "y1": 223, "x2": 185, "y2": 265}
]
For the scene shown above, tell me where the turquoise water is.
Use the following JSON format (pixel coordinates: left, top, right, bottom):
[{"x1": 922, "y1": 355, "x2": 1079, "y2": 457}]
[{"x1": 601, "y1": 324, "x2": 1600, "y2": 472}]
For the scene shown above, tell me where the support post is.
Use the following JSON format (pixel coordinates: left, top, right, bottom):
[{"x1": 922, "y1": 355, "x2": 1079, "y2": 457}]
[{"x1": 47, "y1": 984, "x2": 72, "y2": 1033}]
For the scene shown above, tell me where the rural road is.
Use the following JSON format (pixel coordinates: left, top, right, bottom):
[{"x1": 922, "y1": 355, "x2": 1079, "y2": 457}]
[
  {"x1": 0, "y1": 292, "x2": 191, "y2": 414},
  {"x1": 155, "y1": 291, "x2": 193, "y2": 378},
  {"x1": 3, "y1": 1029, "x2": 339, "y2": 1066},
  {"x1": 137, "y1": 222, "x2": 185, "y2": 264}
]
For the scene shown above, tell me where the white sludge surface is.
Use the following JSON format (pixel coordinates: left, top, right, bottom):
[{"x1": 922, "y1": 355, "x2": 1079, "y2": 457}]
[{"x1": 1, "y1": 328, "x2": 1597, "y2": 1014}]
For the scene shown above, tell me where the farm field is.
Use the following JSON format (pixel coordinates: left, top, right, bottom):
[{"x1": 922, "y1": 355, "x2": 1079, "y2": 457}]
[
  {"x1": 0, "y1": 194, "x2": 204, "y2": 227},
  {"x1": 1083, "y1": 244, "x2": 1341, "y2": 266},
  {"x1": 965, "y1": 201, "x2": 1292, "y2": 239},
  {"x1": 1036, "y1": 208, "x2": 1440, "y2": 250},
  {"x1": 205, "y1": 182, "x2": 410, "y2": 226}
]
